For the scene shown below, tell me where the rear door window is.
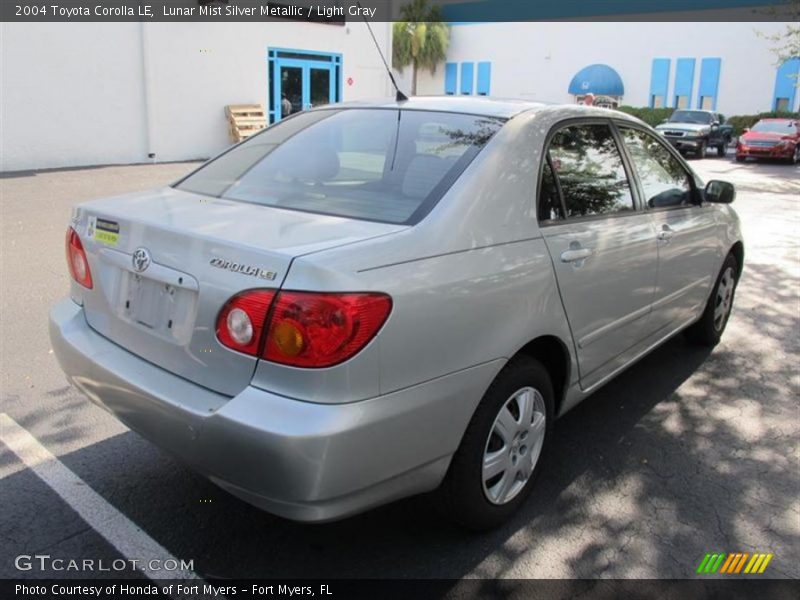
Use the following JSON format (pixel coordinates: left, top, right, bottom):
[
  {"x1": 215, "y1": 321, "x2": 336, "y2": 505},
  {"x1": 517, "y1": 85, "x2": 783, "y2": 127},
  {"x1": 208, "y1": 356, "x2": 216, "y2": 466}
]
[
  {"x1": 547, "y1": 123, "x2": 635, "y2": 218},
  {"x1": 176, "y1": 109, "x2": 504, "y2": 225},
  {"x1": 537, "y1": 159, "x2": 565, "y2": 223}
]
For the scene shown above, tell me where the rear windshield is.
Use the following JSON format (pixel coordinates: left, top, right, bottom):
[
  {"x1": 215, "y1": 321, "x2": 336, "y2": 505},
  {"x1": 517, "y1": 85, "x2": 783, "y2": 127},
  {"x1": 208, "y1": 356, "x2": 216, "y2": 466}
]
[{"x1": 176, "y1": 109, "x2": 504, "y2": 225}]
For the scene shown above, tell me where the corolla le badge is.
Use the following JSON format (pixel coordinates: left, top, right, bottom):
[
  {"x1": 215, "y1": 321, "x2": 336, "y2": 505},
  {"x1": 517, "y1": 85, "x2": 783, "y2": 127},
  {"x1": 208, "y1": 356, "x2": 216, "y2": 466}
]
[
  {"x1": 132, "y1": 247, "x2": 152, "y2": 273},
  {"x1": 209, "y1": 257, "x2": 277, "y2": 281}
]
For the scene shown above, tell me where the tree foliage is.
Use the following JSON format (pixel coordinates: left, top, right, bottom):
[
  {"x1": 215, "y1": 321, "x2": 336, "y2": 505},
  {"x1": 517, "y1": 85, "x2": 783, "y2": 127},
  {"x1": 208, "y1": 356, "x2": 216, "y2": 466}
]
[
  {"x1": 758, "y1": 0, "x2": 800, "y2": 87},
  {"x1": 392, "y1": 0, "x2": 450, "y2": 95}
]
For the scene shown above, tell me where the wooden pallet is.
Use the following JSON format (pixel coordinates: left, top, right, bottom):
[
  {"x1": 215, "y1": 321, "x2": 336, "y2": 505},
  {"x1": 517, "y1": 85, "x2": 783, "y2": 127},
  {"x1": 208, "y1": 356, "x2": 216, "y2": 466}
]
[{"x1": 225, "y1": 104, "x2": 266, "y2": 143}]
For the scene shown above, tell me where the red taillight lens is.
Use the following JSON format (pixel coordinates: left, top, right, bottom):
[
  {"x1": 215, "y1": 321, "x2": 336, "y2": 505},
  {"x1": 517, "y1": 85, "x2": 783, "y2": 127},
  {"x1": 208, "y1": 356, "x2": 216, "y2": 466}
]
[
  {"x1": 65, "y1": 227, "x2": 93, "y2": 289},
  {"x1": 263, "y1": 291, "x2": 392, "y2": 368},
  {"x1": 215, "y1": 289, "x2": 392, "y2": 366},
  {"x1": 216, "y1": 290, "x2": 276, "y2": 356}
]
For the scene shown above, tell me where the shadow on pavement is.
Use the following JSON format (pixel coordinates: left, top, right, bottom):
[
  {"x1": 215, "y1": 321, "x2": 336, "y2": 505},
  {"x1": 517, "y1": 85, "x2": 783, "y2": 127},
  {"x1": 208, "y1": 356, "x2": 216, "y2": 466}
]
[{"x1": 4, "y1": 265, "x2": 797, "y2": 580}]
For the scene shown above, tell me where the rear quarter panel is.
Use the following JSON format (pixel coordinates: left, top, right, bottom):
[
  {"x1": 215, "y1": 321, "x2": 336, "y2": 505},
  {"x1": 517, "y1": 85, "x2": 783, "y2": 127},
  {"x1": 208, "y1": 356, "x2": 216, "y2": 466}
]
[{"x1": 252, "y1": 109, "x2": 580, "y2": 403}]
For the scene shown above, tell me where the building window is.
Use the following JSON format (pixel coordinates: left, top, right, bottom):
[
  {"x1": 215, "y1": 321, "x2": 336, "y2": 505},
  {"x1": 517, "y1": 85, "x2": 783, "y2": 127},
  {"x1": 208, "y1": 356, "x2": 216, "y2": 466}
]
[
  {"x1": 460, "y1": 62, "x2": 474, "y2": 95},
  {"x1": 477, "y1": 62, "x2": 491, "y2": 96},
  {"x1": 673, "y1": 58, "x2": 696, "y2": 110},
  {"x1": 697, "y1": 58, "x2": 721, "y2": 110},
  {"x1": 649, "y1": 58, "x2": 670, "y2": 109},
  {"x1": 772, "y1": 58, "x2": 800, "y2": 112},
  {"x1": 444, "y1": 63, "x2": 458, "y2": 95}
]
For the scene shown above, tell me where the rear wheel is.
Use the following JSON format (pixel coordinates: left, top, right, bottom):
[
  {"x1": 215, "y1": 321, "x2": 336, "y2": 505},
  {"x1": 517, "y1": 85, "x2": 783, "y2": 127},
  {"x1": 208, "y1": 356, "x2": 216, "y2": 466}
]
[
  {"x1": 717, "y1": 143, "x2": 726, "y2": 157},
  {"x1": 438, "y1": 356, "x2": 554, "y2": 530},
  {"x1": 685, "y1": 253, "x2": 739, "y2": 346}
]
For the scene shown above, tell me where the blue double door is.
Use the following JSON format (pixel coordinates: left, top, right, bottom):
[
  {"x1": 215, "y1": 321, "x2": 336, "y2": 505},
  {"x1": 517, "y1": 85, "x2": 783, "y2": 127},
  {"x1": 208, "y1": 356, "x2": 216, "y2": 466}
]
[{"x1": 273, "y1": 57, "x2": 337, "y2": 121}]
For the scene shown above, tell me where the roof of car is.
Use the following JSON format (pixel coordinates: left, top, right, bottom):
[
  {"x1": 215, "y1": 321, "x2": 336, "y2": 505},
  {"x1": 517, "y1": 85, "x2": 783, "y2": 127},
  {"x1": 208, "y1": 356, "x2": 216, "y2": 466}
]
[{"x1": 323, "y1": 96, "x2": 552, "y2": 119}]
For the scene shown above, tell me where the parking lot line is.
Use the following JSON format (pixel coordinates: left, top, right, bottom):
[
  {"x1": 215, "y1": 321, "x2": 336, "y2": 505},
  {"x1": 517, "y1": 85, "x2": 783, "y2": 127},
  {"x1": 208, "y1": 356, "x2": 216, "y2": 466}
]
[{"x1": 0, "y1": 413, "x2": 199, "y2": 581}]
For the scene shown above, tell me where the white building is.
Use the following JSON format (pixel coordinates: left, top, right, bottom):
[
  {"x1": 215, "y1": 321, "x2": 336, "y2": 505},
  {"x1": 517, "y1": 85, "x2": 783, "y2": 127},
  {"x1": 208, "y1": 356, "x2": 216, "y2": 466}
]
[
  {"x1": 410, "y1": 22, "x2": 799, "y2": 116},
  {"x1": 3, "y1": 20, "x2": 798, "y2": 172},
  {"x1": 0, "y1": 21, "x2": 394, "y2": 171}
]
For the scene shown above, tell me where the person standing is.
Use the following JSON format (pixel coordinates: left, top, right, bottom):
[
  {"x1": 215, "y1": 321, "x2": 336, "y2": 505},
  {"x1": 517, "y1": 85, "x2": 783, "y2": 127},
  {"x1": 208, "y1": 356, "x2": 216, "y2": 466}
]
[{"x1": 281, "y1": 94, "x2": 292, "y2": 118}]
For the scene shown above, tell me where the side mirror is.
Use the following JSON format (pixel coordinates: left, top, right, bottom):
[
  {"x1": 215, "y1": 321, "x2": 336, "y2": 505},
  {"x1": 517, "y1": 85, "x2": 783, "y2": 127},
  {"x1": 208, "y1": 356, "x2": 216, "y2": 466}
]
[
  {"x1": 743, "y1": 128, "x2": 750, "y2": 133},
  {"x1": 711, "y1": 122, "x2": 720, "y2": 129},
  {"x1": 660, "y1": 119, "x2": 669, "y2": 124},
  {"x1": 705, "y1": 180, "x2": 735, "y2": 204}
]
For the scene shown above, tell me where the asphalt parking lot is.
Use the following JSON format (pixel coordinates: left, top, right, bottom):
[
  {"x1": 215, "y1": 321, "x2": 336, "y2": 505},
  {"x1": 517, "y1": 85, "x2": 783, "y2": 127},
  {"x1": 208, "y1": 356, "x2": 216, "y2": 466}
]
[{"x1": 1, "y1": 153, "x2": 798, "y2": 580}]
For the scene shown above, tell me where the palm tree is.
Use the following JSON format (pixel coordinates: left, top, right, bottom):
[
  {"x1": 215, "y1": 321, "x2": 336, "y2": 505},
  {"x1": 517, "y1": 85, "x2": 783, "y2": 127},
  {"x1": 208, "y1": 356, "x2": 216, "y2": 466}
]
[{"x1": 392, "y1": 0, "x2": 450, "y2": 96}]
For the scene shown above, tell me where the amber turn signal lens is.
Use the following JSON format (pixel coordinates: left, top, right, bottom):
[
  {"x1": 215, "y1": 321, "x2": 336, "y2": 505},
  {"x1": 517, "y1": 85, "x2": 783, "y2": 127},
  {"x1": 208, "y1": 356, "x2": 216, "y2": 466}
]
[{"x1": 272, "y1": 320, "x2": 305, "y2": 357}]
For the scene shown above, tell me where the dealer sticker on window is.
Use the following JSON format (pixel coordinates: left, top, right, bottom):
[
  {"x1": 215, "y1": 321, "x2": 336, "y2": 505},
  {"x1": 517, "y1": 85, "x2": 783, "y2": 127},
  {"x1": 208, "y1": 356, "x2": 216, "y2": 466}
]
[{"x1": 87, "y1": 216, "x2": 120, "y2": 247}]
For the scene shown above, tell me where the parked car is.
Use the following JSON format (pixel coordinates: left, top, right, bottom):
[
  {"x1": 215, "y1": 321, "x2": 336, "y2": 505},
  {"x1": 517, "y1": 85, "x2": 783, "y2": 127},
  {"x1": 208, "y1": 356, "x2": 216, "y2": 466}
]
[
  {"x1": 51, "y1": 98, "x2": 743, "y2": 530},
  {"x1": 736, "y1": 118, "x2": 800, "y2": 164},
  {"x1": 655, "y1": 109, "x2": 733, "y2": 158}
]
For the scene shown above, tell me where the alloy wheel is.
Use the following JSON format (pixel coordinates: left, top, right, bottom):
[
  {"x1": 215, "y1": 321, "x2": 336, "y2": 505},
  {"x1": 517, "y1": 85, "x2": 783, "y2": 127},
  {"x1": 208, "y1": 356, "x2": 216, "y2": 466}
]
[
  {"x1": 713, "y1": 267, "x2": 735, "y2": 331},
  {"x1": 482, "y1": 387, "x2": 546, "y2": 505}
]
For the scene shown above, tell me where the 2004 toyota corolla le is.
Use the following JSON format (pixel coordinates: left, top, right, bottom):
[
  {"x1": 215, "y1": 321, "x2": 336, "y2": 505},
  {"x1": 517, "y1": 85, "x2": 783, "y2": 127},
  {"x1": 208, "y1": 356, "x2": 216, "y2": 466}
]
[{"x1": 50, "y1": 98, "x2": 743, "y2": 530}]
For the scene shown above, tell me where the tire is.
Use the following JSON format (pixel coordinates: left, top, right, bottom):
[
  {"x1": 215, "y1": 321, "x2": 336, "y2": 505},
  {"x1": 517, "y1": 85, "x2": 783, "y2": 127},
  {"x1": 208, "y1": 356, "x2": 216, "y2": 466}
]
[
  {"x1": 735, "y1": 156, "x2": 745, "y2": 163},
  {"x1": 438, "y1": 356, "x2": 554, "y2": 531},
  {"x1": 696, "y1": 140, "x2": 707, "y2": 159},
  {"x1": 717, "y1": 144, "x2": 726, "y2": 157},
  {"x1": 685, "y1": 253, "x2": 739, "y2": 346},
  {"x1": 791, "y1": 144, "x2": 800, "y2": 165}
]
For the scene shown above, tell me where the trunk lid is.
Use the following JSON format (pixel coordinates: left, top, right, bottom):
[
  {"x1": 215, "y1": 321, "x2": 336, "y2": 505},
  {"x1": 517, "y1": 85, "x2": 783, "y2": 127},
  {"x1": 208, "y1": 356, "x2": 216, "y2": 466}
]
[{"x1": 74, "y1": 186, "x2": 405, "y2": 396}]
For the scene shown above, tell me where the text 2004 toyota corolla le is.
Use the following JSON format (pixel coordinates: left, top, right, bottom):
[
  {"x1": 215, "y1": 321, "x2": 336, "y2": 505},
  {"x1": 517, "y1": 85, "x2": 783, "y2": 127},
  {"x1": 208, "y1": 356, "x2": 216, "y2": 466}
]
[{"x1": 50, "y1": 98, "x2": 743, "y2": 529}]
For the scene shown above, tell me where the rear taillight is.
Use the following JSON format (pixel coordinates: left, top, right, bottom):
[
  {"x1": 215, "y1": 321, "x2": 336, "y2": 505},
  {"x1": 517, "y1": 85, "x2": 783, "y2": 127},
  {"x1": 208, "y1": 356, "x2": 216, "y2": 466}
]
[
  {"x1": 263, "y1": 291, "x2": 392, "y2": 368},
  {"x1": 215, "y1": 289, "x2": 392, "y2": 368},
  {"x1": 65, "y1": 227, "x2": 93, "y2": 289},
  {"x1": 216, "y1": 290, "x2": 276, "y2": 356}
]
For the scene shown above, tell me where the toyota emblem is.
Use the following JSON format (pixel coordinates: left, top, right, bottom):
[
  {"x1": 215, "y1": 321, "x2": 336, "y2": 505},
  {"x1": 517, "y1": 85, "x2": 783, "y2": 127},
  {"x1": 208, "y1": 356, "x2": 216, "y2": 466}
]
[{"x1": 132, "y1": 247, "x2": 152, "y2": 273}]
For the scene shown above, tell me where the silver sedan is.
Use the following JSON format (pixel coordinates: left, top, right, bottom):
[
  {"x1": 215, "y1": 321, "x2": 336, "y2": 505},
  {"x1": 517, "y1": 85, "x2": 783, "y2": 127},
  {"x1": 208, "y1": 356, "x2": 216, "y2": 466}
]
[{"x1": 50, "y1": 98, "x2": 743, "y2": 529}]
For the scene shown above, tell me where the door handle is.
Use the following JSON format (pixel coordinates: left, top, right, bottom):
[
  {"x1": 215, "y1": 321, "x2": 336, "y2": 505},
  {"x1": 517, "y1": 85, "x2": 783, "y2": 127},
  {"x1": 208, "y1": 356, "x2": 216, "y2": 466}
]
[
  {"x1": 560, "y1": 248, "x2": 593, "y2": 263},
  {"x1": 657, "y1": 225, "x2": 675, "y2": 242}
]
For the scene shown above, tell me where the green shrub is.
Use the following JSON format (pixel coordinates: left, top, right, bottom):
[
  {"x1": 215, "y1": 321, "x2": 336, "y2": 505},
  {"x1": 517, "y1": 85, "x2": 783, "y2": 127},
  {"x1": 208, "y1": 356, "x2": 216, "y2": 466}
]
[
  {"x1": 615, "y1": 106, "x2": 674, "y2": 127},
  {"x1": 725, "y1": 112, "x2": 800, "y2": 136}
]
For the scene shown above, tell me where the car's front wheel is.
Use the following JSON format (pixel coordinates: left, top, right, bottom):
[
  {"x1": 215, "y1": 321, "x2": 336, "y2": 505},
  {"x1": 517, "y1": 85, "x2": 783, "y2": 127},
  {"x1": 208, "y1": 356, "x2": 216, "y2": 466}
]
[
  {"x1": 717, "y1": 143, "x2": 726, "y2": 157},
  {"x1": 685, "y1": 253, "x2": 739, "y2": 346},
  {"x1": 438, "y1": 357, "x2": 554, "y2": 530},
  {"x1": 696, "y1": 140, "x2": 707, "y2": 158}
]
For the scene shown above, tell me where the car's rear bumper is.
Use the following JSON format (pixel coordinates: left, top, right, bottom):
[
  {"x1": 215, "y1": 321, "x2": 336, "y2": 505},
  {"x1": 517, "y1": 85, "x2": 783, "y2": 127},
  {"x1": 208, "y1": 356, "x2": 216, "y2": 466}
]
[{"x1": 49, "y1": 299, "x2": 501, "y2": 522}]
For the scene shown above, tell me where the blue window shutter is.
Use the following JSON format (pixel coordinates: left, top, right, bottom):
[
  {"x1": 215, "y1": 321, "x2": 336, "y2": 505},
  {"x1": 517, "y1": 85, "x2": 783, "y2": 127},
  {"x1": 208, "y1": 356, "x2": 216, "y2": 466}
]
[
  {"x1": 477, "y1": 62, "x2": 491, "y2": 96},
  {"x1": 649, "y1": 59, "x2": 670, "y2": 108},
  {"x1": 444, "y1": 62, "x2": 457, "y2": 95},
  {"x1": 697, "y1": 58, "x2": 722, "y2": 110},
  {"x1": 673, "y1": 58, "x2": 696, "y2": 108},
  {"x1": 773, "y1": 58, "x2": 800, "y2": 112},
  {"x1": 460, "y1": 62, "x2": 474, "y2": 95}
]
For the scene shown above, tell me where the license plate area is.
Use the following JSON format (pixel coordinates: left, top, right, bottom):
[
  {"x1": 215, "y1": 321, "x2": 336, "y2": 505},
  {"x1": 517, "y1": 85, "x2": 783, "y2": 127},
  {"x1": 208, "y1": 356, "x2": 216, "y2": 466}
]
[{"x1": 119, "y1": 271, "x2": 197, "y2": 344}]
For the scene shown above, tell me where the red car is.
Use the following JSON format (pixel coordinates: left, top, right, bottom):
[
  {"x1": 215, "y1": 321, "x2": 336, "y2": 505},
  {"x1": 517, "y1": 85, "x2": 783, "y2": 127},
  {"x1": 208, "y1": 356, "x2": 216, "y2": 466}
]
[{"x1": 736, "y1": 118, "x2": 800, "y2": 164}]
